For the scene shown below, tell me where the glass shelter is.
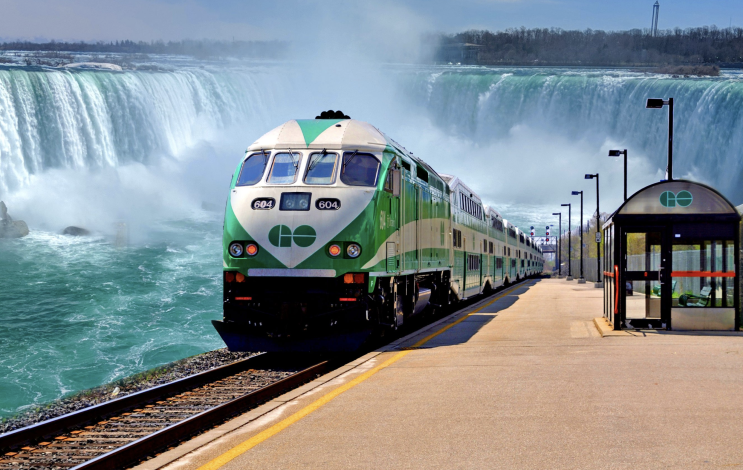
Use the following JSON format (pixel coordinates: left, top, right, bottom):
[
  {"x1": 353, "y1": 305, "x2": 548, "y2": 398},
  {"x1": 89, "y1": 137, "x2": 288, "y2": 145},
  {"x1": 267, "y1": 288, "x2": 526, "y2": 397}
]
[{"x1": 603, "y1": 180, "x2": 740, "y2": 330}]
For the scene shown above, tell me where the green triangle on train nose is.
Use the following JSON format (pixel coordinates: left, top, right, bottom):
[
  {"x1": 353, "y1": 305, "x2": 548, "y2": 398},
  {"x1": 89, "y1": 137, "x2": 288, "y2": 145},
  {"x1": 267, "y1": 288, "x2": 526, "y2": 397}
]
[{"x1": 296, "y1": 119, "x2": 345, "y2": 147}]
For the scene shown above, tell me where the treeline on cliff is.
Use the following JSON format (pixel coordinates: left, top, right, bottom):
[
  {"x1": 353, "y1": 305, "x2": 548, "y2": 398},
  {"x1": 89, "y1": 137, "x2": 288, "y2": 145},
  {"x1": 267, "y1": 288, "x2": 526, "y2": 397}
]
[
  {"x1": 0, "y1": 39, "x2": 288, "y2": 59},
  {"x1": 436, "y1": 26, "x2": 743, "y2": 67}
]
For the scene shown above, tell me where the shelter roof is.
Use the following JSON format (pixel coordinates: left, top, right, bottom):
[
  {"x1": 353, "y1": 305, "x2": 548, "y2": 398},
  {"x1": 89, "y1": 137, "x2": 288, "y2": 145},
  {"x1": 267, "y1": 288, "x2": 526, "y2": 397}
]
[{"x1": 604, "y1": 180, "x2": 739, "y2": 228}]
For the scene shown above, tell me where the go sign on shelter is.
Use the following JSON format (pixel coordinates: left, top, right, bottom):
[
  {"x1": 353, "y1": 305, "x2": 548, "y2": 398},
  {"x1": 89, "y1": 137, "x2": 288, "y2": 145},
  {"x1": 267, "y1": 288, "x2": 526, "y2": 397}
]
[{"x1": 660, "y1": 190, "x2": 693, "y2": 208}]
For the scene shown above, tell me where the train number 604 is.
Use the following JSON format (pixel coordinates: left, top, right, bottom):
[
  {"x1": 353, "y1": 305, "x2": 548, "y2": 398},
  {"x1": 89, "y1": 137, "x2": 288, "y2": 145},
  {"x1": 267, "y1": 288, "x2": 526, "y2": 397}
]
[
  {"x1": 252, "y1": 198, "x2": 275, "y2": 210},
  {"x1": 315, "y1": 198, "x2": 341, "y2": 210}
]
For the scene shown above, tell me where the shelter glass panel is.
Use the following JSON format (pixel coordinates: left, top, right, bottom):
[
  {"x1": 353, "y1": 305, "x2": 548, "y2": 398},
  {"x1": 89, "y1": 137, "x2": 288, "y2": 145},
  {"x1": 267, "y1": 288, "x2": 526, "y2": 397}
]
[{"x1": 672, "y1": 240, "x2": 735, "y2": 308}]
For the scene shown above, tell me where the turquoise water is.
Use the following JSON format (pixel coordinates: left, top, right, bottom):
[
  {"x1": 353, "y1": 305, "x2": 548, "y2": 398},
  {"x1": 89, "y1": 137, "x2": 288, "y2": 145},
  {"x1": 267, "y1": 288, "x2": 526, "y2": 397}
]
[
  {"x1": 0, "y1": 214, "x2": 223, "y2": 417},
  {"x1": 2, "y1": 62, "x2": 743, "y2": 417}
]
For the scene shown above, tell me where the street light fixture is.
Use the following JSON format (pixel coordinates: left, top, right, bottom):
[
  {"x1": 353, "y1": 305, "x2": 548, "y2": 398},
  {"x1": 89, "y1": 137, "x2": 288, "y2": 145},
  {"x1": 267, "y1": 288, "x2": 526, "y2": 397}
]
[
  {"x1": 571, "y1": 190, "x2": 585, "y2": 284},
  {"x1": 646, "y1": 97, "x2": 674, "y2": 181},
  {"x1": 608, "y1": 149, "x2": 627, "y2": 201},
  {"x1": 561, "y1": 203, "x2": 572, "y2": 280},
  {"x1": 552, "y1": 212, "x2": 561, "y2": 277},
  {"x1": 585, "y1": 174, "x2": 602, "y2": 287}
]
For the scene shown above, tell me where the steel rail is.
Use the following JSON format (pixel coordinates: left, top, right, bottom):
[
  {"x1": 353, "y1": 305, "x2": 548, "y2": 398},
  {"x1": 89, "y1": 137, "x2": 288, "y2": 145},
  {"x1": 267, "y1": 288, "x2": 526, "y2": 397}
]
[
  {"x1": 71, "y1": 361, "x2": 328, "y2": 470},
  {"x1": 0, "y1": 353, "x2": 279, "y2": 451}
]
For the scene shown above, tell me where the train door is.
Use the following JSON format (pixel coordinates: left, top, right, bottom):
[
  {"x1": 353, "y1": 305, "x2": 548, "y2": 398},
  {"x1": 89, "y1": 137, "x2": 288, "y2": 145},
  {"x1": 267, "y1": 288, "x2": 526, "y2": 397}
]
[
  {"x1": 462, "y1": 234, "x2": 467, "y2": 292},
  {"x1": 478, "y1": 239, "x2": 488, "y2": 289},
  {"x1": 386, "y1": 162, "x2": 401, "y2": 273},
  {"x1": 420, "y1": 186, "x2": 431, "y2": 267},
  {"x1": 488, "y1": 241, "x2": 493, "y2": 284},
  {"x1": 402, "y1": 177, "x2": 418, "y2": 272},
  {"x1": 416, "y1": 185, "x2": 421, "y2": 270}
]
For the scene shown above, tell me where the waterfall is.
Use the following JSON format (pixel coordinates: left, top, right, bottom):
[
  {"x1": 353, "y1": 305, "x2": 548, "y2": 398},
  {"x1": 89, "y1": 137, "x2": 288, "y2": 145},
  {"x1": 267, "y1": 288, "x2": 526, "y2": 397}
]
[
  {"x1": 0, "y1": 67, "x2": 281, "y2": 195},
  {"x1": 405, "y1": 68, "x2": 743, "y2": 203},
  {"x1": 2, "y1": 65, "x2": 743, "y2": 204}
]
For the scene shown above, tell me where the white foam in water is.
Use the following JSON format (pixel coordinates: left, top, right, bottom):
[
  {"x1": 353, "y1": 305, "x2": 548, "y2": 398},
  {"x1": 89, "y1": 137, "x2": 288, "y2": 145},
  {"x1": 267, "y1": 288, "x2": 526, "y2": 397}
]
[{"x1": 1, "y1": 62, "x2": 743, "y2": 416}]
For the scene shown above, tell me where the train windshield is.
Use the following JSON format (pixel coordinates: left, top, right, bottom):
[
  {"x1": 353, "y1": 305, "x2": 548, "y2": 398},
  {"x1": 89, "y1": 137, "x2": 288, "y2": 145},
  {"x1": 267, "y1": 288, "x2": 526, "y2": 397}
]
[
  {"x1": 304, "y1": 151, "x2": 338, "y2": 185},
  {"x1": 340, "y1": 152, "x2": 379, "y2": 187},
  {"x1": 236, "y1": 152, "x2": 269, "y2": 186},
  {"x1": 268, "y1": 152, "x2": 302, "y2": 184}
]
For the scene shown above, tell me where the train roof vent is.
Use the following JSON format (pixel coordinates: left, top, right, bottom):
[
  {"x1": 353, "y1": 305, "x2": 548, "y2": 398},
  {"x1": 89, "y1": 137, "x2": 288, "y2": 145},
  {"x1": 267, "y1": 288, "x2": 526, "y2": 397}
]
[{"x1": 315, "y1": 110, "x2": 350, "y2": 119}]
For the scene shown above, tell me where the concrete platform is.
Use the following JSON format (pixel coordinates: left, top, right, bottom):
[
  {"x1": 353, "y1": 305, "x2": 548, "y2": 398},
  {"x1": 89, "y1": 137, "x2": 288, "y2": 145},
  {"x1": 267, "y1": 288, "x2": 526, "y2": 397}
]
[{"x1": 138, "y1": 279, "x2": 743, "y2": 470}]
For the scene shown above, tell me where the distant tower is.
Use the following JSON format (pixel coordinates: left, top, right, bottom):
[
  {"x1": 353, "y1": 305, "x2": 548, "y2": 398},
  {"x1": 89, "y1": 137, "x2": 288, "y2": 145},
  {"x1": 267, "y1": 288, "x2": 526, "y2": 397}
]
[{"x1": 651, "y1": 1, "x2": 660, "y2": 37}]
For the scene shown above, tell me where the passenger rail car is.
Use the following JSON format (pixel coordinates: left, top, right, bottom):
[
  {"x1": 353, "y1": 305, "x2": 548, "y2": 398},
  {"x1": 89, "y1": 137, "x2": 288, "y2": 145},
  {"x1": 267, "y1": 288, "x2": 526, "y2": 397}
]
[{"x1": 213, "y1": 113, "x2": 543, "y2": 352}]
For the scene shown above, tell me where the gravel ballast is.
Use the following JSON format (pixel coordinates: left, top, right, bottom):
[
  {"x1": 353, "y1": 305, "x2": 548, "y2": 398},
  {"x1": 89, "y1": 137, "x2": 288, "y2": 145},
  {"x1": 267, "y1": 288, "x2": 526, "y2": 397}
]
[{"x1": 0, "y1": 348, "x2": 258, "y2": 435}]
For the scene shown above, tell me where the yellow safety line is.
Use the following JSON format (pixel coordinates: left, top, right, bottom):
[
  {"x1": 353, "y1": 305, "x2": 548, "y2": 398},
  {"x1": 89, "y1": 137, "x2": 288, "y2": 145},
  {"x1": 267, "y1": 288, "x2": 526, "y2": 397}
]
[{"x1": 197, "y1": 281, "x2": 530, "y2": 470}]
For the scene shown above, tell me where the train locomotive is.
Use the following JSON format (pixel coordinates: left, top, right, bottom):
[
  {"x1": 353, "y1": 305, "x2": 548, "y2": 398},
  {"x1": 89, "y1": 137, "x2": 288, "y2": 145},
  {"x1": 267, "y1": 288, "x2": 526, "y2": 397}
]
[{"x1": 213, "y1": 112, "x2": 544, "y2": 352}]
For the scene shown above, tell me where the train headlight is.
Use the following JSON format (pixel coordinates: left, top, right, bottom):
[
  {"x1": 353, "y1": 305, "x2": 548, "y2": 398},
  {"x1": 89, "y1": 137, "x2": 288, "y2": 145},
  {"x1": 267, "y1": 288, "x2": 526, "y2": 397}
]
[
  {"x1": 229, "y1": 242, "x2": 244, "y2": 257},
  {"x1": 245, "y1": 243, "x2": 258, "y2": 256},
  {"x1": 346, "y1": 243, "x2": 361, "y2": 258},
  {"x1": 328, "y1": 244, "x2": 342, "y2": 257}
]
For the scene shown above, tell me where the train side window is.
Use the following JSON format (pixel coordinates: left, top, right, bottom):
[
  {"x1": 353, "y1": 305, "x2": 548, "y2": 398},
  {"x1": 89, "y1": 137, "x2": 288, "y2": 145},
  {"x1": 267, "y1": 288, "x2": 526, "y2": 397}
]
[
  {"x1": 304, "y1": 151, "x2": 338, "y2": 185},
  {"x1": 237, "y1": 152, "x2": 270, "y2": 186},
  {"x1": 341, "y1": 152, "x2": 380, "y2": 187},
  {"x1": 268, "y1": 152, "x2": 302, "y2": 184},
  {"x1": 416, "y1": 165, "x2": 429, "y2": 183}
]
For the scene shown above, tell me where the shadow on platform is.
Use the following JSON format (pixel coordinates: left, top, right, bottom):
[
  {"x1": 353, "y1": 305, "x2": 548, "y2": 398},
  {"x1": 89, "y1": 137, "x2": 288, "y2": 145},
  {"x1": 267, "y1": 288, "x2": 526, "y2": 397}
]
[{"x1": 403, "y1": 279, "x2": 539, "y2": 349}]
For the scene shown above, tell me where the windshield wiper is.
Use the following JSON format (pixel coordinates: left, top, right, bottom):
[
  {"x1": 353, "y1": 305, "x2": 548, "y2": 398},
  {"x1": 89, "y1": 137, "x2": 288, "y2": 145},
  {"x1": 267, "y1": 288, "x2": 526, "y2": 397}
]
[
  {"x1": 308, "y1": 149, "x2": 327, "y2": 172},
  {"x1": 289, "y1": 150, "x2": 299, "y2": 169},
  {"x1": 342, "y1": 150, "x2": 359, "y2": 174}
]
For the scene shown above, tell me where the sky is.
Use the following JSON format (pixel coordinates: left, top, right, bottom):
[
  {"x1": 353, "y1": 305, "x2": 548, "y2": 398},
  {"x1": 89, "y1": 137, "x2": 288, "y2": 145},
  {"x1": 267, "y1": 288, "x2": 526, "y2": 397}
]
[{"x1": 0, "y1": 0, "x2": 741, "y2": 43}]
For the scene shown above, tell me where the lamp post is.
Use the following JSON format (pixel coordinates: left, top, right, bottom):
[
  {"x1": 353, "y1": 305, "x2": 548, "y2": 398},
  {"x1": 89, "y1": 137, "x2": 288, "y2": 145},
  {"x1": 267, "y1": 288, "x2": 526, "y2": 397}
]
[
  {"x1": 585, "y1": 173, "x2": 602, "y2": 287},
  {"x1": 608, "y1": 149, "x2": 627, "y2": 201},
  {"x1": 646, "y1": 97, "x2": 674, "y2": 181},
  {"x1": 552, "y1": 212, "x2": 562, "y2": 277},
  {"x1": 561, "y1": 203, "x2": 572, "y2": 280},
  {"x1": 571, "y1": 190, "x2": 585, "y2": 284}
]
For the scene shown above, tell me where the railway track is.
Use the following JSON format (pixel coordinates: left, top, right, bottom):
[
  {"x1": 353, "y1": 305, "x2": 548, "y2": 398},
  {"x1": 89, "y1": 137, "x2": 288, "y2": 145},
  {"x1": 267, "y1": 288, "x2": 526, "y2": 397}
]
[
  {"x1": 0, "y1": 354, "x2": 329, "y2": 470},
  {"x1": 0, "y1": 276, "x2": 538, "y2": 470}
]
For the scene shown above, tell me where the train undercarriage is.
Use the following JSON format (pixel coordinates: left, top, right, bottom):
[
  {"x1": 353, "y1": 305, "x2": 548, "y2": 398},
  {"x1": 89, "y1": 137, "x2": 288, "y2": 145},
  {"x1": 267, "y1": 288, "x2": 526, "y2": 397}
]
[{"x1": 213, "y1": 271, "x2": 452, "y2": 352}]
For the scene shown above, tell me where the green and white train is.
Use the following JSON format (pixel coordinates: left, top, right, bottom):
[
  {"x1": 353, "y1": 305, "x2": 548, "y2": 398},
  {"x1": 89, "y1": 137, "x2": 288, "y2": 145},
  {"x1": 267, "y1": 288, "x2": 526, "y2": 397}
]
[{"x1": 213, "y1": 112, "x2": 544, "y2": 352}]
